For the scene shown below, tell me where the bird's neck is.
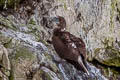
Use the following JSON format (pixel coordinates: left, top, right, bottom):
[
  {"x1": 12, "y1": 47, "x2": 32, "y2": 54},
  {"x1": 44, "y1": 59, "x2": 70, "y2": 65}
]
[
  {"x1": 58, "y1": 22, "x2": 66, "y2": 29},
  {"x1": 53, "y1": 27, "x2": 66, "y2": 36},
  {"x1": 60, "y1": 28, "x2": 66, "y2": 31},
  {"x1": 53, "y1": 28, "x2": 61, "y2": 36}
]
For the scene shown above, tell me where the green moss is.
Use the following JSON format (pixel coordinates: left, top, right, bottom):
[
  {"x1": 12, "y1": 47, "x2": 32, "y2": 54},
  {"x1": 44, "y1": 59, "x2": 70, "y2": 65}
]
[
  {"x1": 105, "y1": 67, "x2": 120, "y2": 79},
  {"x1": 29, "y1": 19, "x2": 36, "y2": 25},
  {"x1": 0, "y1": 17, "x2": 18, "y2": 30},
  {"x1": 0, "y1": 0, "x2": 21, "y2": 9},
  {"x1": 0, "y1": 0, "x2": 5, "y2": 7},
  {"x1": 94, "y1": 48, "x2": 101, "y2": 56},
  {"x1": 9, "y1": 69, "x2": 14, "y2": 80},
  {"x1": 9, "y1": 59, "x2": 15, "y2": 80},
  {"x1": 96, "y1": 38, "x2": 120, "y2": 67},
  {"x1": 58, "y1": 0, "x2": 68, "y2": 10},
  {"x1": 39, "y1": 40, "x2": 49, "y2": 46},
  {"x1": 104, "y1": 67, "x2": 120, "y2": 79},
  {"x1": 92, "y1": 59, "x2": 120, "y2": 79},
  {"x1": 40, "y1": 70, "x2": 52, "y2": 80},
  {"x1": 110, "y1": 0, "x2": 117, "y2": 32},
  {"x1": 117, "y1": 41, "x2": 120, "y2": 47},
  {"x1": 26, "y1": 24, "x2": 44, "y2": 42},
  {"x1": 60, "y1": 0, "x2": 65, "y2": 3},
  {"x1": 8, "y1": 0, "x2": 21, "y2": 8},
  {"x1": 4, "y1": 38, "x2": 13, "y2": 48},
  {"x1": 0, "y1": 34, "x2": 13, "y2": 47},
  {"x1": 103, "y1": 58, "x2": 120, "y2": 67},
  {"x1": 27, "y1": 24, "x2": 38, "y2": 33},
  {"x1": 50, "y1": 63, "x2": 58, "y2": 73},
  {"x1": 44, "y1": 53, "x2": 52, "y2": 60},
  {"x1": 44, "y1": 73, "x2": 52, "y2": 80},
  {"x1": 14, "y1": 45, "x2": 35, "y2": 61},
  {"x1": 64, "y1": 3, "x2": 67, "y2": 10},
  {"x1": 7, "y1": 0, "x2": 15, "y2": 8},
  {"x1": 102, "y1": 37, "x2": 114, "y2": 48},
  {"x1": 102, "y1": 46, "x2": 120, "y2": 66}
]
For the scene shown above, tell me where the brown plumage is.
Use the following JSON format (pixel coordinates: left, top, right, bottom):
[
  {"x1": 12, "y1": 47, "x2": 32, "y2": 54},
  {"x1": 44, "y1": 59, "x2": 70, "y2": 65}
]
[{"x1": 50, "y1": 16, "x2": 89, "y2": 75}]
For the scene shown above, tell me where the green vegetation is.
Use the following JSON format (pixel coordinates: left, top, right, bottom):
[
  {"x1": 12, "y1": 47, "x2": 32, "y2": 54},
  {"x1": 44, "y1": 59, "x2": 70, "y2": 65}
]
[
  {"x1": 0, "y1": 16, "x2": 18, "y2": 30},
  {"x1": 29, "y1": 19, "x2": 36, "y2": 25},
  {"x1": 14, "y1": 45, "x2": 35, "y2": 60},
  {"x1": 9, "y1": 69, "x2": 14, "y2": 80},
  {"x1": 92, "y1": 59, "x2": 120, "y2": 79},
  {"x1": 40, "y1": 70, "x2": 52, "y2": 80},
  {"x1": 103, "y1": 46, "x2": 120, "y2": 66},
  {"x1": 110, "y1": 0, "x2": 118, "y2": 32},
  {"x1": 64, "y1": 3, "x2": 67, "y2": 10},
  {"x1": 0, "y1": 0, "x2": 21, "y2": 9},
  {"x1": 96, "y1": 38, "x2": 120, "y2": 67},
  {"x1": 0, "y1": 0, "x2": 5, "y2": 8}
]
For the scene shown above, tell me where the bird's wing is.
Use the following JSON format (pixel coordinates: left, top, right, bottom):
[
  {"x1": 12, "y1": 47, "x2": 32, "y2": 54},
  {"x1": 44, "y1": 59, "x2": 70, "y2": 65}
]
[
  {"x1": 69, "y1": 34, "x2": 86, "y2": 59},
  {"x1": 59, "y1": 32, "x2": 86, "y2": 59},
  {"x1": 59, "y1": 32, "x2": 77, "y2": 48}
]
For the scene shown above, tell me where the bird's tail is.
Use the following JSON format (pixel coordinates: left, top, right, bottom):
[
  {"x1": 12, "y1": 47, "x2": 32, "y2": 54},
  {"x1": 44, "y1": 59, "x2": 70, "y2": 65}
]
[{"x1": 78, "y1": 56, "x2": 90, "y2": 76}]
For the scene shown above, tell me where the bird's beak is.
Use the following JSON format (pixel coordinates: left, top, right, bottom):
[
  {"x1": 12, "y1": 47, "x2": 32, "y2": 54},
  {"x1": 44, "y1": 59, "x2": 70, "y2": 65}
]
[
  {"x1": 43, "y1": 16, "x2": 59, "y2": 23},
  {"x1": 43, "y1": 16, "x2": 59, "y2": 24},
  {"x1": 50, "y1": 17, "x2": 59, "y2": 24}
]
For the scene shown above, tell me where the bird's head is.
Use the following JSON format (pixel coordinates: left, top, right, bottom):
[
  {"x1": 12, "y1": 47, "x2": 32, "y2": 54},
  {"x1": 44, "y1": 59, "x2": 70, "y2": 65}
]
[{"x1": 50, "y1": 16, "x2": 66, "y2": 30}]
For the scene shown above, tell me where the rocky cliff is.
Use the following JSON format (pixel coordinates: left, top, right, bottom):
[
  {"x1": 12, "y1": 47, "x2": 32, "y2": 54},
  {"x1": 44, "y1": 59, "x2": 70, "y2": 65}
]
[{"x1": 0, "y1": 0, "x2": 120, "y2": 80}]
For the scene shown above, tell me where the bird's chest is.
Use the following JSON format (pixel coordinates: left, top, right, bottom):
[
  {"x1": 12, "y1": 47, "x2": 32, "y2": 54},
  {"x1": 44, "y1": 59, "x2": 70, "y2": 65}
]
[
  {"x1": 52, "y1": 36, "x2": 79, "y2": 60},
  {"x1": 52, "y1": 36, "x2": 67, "y2": 57}
]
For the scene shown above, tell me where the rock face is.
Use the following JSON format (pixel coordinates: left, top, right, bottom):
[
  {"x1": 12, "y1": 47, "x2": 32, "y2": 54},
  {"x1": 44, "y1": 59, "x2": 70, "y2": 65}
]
[
  {"x1": 0, "y1": 0, "x2": 120, "y2": 80},
  {"x1": 0, "y1": 0, "x2": 22, "y2": 9},
  {"x1": 0, "y1": 44, "x2": 11, "y2": 80}
]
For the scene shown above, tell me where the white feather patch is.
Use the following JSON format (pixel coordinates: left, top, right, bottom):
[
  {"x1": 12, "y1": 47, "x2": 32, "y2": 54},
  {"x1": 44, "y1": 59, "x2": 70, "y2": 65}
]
[{"x1": 71, "y1": 43, "x2": 77, "y2": 48}]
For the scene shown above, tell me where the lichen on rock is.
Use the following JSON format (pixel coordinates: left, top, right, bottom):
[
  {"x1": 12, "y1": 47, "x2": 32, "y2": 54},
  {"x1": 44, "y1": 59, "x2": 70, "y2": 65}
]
[
  {"x1": 0, "y1": 44, "x2": 11, "y2": 80},
  {"x1": 95, "y1": 46, "x2": 120, "y2": 67},
  {"x1": 0, "y1": 0, "x2": 22, "y2": 9}
]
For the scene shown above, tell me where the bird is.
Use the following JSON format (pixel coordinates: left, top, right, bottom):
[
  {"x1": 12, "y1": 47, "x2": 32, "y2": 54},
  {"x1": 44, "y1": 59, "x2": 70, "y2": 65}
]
[{"x1": 48, "y1": 16, "x2": 89, "y2": 75}]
